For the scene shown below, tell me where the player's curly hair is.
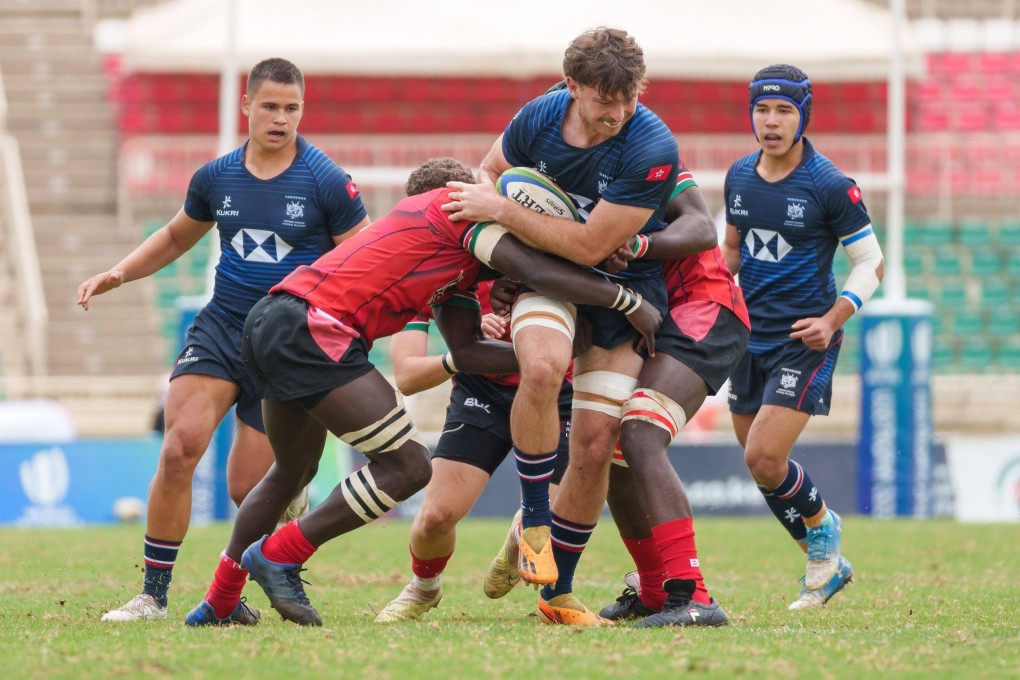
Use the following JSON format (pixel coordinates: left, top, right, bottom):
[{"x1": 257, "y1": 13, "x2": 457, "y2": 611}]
[
  {"x1": 563, "y1": 27, "x2": 647, "y2": 100},
  {"x1": 405, "y1": 157, "x2": 476, "y2": 196},
  {"x1": 247, "y1": 57, "x2": 304, "y2": 96}
]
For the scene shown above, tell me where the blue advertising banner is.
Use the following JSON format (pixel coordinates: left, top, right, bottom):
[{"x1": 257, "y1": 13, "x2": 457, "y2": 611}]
[
  {"x1": 0, "y1": 438, "x2": 161, "y2": 525},
  {"x1": 389, "y1": 438, "x2": 953, "y2": 520},
  {"x1": 857, "y1": 299, "x2": 935, "y2": 517}
]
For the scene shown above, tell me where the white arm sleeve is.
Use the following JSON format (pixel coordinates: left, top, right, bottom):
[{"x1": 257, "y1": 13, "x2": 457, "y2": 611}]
[{"x1": 839, "y1": 224, "x2": 884, "y2": 312}]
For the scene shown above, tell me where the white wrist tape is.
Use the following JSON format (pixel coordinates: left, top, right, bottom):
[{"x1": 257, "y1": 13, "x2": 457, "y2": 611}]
[
  {"x1": 466, "y1": 221, "x2": 508, "y2": 267},
  {"x1": 839, "y1": 225, "x2": 883, "y2": 312}
]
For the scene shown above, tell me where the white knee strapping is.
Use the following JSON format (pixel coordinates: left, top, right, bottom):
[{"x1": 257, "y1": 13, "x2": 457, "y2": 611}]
[
  {"x1": 341, "y1": 465, "x2": 397, "y2": 523},
  {"x1": 510, "y1": 295, "x2": 575, "y2": 342},
  {"x1": 339, "y1": 398, "x2": 426, "y2": 457},
  {"x1": 621, "y1": 388, "x2": 687, "y2": 441},
  {"x1": 466, "y1": 221, "x2": 509, "y2": 267},
  {"x1": 571, "y1": 371, "x2": 638, "y2": 418}
]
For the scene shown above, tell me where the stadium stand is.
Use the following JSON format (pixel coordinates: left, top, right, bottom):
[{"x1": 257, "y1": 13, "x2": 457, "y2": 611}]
[{"x1": 3, "y1": 0, "x2": 1020, "y2": 435}]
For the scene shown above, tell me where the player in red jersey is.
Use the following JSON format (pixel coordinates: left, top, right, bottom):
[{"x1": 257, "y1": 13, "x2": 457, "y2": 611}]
[
  {"x1": 186, "y1": 158, "x2": 660, "y2": 626},
  {"x1": 596, "y1": 171, "x2": 751, "y2": 627}
]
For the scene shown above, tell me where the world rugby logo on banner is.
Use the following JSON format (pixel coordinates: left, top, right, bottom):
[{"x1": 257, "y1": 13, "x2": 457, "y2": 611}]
[
  {"x1": 17, "y1": 447, "x2": 81, "y2": 526},
  {"x1": 866, "y1": 320, "x2": 902, "y2": 367},
  {"x1": 864, "y1": 319, "x2": 903, "y2": 386}
]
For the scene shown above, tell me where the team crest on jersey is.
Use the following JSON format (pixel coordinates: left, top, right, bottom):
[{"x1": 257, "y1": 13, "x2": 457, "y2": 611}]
[
  {"x1": 283, "y1": 195, "x2": 307, "y2": 227},
  {"x1": 428, "y1": 271, "x2": 465, "y2": 305},
  {"x1": 785, "y1": 199, "x2": 807, "y2": 228}
]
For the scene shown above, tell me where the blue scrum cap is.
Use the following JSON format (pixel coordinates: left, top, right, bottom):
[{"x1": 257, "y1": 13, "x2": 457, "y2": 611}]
[{"x1": 748, "y1": 64, "x2": 812, "y2": 142}]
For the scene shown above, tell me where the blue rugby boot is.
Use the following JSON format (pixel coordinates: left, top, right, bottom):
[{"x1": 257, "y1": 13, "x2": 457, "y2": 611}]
[
  {"x1": 789, "y1": 555, "x2": 854, "y2": 611},
  {"x1": 241, "y1": 536, "x2": 322, "y2": 626},
  {"x1": 184, "y1": 598, "x2": 260, "y2": 627},
  {"x1": 805, "y1": 509, "x2": 842, "y2": 591}
]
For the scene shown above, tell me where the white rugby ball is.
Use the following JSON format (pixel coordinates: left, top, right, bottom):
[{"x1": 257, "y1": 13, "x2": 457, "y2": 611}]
[
  {"x1": 496, "y1": 167, "x2": 580, "y2": 221},
  {"x1": 113, "y1": 496, "x2": 144, "y2": 522}
]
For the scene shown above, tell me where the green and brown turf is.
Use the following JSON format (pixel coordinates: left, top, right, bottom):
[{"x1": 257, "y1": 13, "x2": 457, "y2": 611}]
[{"x1": 1, "y1": 517, "x2": 1017, "y2": 679}]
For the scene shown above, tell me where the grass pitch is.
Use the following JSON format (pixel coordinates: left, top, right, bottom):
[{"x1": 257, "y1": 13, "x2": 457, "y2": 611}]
[{"x1": 1, "y1": 517, "x2": 1017, "y2": 679}]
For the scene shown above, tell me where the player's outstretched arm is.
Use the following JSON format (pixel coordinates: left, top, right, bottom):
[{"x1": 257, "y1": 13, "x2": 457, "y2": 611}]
[
  {"x1": 389, "y1": 327, "x2": 451, "y2": 396},
  {"x1": 637, "y1": 185, "x2": 717, "y2": 260},
  {"x1": 485, "y1": 233, "x2": 660, "y2": 354},
  {"x1": 389, "y1": 312, "x2": 508, "y2": 395},
  {"x1": 433, "y1": 304, "x2": 519, "y2": 376},
  {"x1": 76, "y1": 207, "x2": 214, "y2": 310}
]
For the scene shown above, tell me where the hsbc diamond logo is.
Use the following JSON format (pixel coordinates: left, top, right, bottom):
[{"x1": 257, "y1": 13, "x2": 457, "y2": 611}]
[
  {"x1": 746, "y1": 228, "x2": 792, "y2": 262},
  {"x1": 231, "y1": 229, "x2": 293, "y2": 263}
]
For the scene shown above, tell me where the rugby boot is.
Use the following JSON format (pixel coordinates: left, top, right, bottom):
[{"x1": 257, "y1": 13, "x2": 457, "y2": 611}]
[
  {"x1": 633, "y1": 579, "x2": 729, "y2": 628},
  {"x1": 537, "y1": 592, "x2": 612, "y2": 626},
  {"x1": 789, "y1": 556, "x2": 854, "y2": 611},
  {"x1": 241, "y1": 535, "x2": 322, "y2": 626},
  {"x1": 184, "y1": 598, "x2": 260, "y2": 627},
  {"x1": 518, "y1": 524, "x2": 557, "y2": 587},
  {"x1": 375, "y1": 582, "x2": 442, "y2": 623},
  {"x1": 598, "y1": 571, "x2": 658, "y2": 621},
  {"x1": 483, "y1": 509, "x2": 522, "y2": 599},
  {"x1": 805, "y1": 509, "x2": 843, "y2": 590},
  {"x1": 101, "y1": 593, "x2": 166, "y2": 622}
]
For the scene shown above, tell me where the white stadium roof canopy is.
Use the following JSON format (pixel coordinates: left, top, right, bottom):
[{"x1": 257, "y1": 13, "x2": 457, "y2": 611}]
[{"x1": 112, "y1": 0, "x2": 923, "y2": 81}]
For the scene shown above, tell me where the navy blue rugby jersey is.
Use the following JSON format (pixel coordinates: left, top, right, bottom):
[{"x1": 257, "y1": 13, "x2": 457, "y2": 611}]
[
  {"x1": 184, "y1": 136, "x2": 367, "y2": 328},
  {"x1": 723, "y1": 138, "x2": 871, "y2": 353},
  {"x1": 502, "y1": 88, "x2": 679, "y2": 280}
]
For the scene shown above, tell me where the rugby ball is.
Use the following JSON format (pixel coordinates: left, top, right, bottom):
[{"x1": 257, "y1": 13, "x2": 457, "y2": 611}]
[{"x1": 496, "y1": 167, "x2": 580, "y2": 221}]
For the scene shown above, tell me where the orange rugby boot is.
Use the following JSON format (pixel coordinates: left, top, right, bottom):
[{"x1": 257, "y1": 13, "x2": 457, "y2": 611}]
[
  {"x1": 517, "y1": 525, "x2": 558, "y2": 587},
  {"x1": 537, "y1": 592, "x2": 612, "y2": 626}
]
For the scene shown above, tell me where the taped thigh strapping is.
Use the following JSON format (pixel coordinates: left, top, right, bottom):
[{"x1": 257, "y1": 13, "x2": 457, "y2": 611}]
[
  {"x1": 339, "y1": 398, "x2": 425, "y2": 457},
  {"x1": 340, "y1": 465, "x2": 398, "y2": 523},
  {"x1": 622, "y1": 388, "x2": 687, "y2": 438},
  {"x1": 510, "y1": 295, "x2": 575, "y2": 342},
  {"x1": 612, "y1": 389, "x2": 687, "y2": 467},
  {"x1": 572, "y1": 371, "x2": 638, "y2": 418}
]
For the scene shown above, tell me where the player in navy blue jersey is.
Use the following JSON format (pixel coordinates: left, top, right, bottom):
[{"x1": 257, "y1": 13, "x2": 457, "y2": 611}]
[
  {"x1": 443, "y1": 27, "x2": 679, "y2": 625},
  {"x1": 78, "y1": 58, "x2": 370, "y2": 623},
  {"x1": 721, "y1": 64, "x2": 884, "y2": 611}
]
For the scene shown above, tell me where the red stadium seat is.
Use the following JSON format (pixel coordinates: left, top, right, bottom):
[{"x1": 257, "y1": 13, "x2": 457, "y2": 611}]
[
  {"x1": 955, "y1": 102, "x2": 990, "y2": 132},
  {"x1": 119, "y1": 106, "x2": 148, "y2": 134},
  {"x1": 992, "y1": 103, "x2": 1020, "y2": 131},
  {"x1": 917, "y1": 108, "x2": 950, "y2": 132},
  {"x1": 977, "y1": 51, "x2": 1010, "y2": 76},
  {"x1": 406, "y1": 77, "x2": 436, "y2": 102},
  {"x1": 929, "y1": 52, "x2": 973, "y2": 78},
  {"x1": 984, "y1": 76, "x2": 1016, "y2": 103},
  {"x1": 913, "y1": 80, "x2": 943, "y2": 105},
  {"x1": 948, "y1": 77, "x2": 981, "y2": 103}
]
